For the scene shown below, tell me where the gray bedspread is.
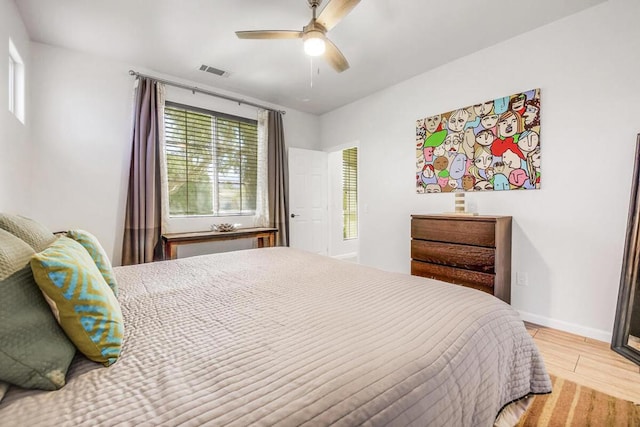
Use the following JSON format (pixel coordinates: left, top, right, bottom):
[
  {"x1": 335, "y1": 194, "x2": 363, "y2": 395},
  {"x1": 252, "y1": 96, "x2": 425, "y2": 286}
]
[{"x1": 0, "y1": 247, "x2": 550, "y2": 426}]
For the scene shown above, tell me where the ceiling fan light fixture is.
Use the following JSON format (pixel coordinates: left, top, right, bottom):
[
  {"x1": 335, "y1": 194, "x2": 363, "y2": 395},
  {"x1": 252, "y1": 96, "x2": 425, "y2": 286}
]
[
  {"x1": 303, "y1": 32, "x2": 326, "y2": 56},
  {"x1": 235, "y1": 0, "x2": 359, "y2": 72}
]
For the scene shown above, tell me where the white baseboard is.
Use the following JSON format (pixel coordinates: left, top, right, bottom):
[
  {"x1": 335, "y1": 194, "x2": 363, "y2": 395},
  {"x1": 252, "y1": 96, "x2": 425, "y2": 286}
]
[
  {"x1": 331, "y1": 252, "x2": 358, "y2": 262},
  {"x1": 518, "y1": 310, "x2": 612, "y2": 343}
]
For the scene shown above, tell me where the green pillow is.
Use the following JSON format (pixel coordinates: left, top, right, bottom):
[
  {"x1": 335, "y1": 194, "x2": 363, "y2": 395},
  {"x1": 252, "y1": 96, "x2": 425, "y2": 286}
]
[
  {"x1": 66, "y1": 230, "x2": 118, "y2": 296},
  {"x1": 31, "y1": 236, "x2": 124, "y2": 367},
  {"x1": 0, "y1": 229, "x2": 76, "y2": 390},
  {"x1": 0, "y1": 213, "x2": 56, "y2": 252}
]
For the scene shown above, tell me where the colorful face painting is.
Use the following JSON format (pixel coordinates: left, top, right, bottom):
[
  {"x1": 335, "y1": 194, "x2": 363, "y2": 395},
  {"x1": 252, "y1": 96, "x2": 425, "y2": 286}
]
[{"x1": 415, "y1": 88, "x2": 541, "y2": 193}]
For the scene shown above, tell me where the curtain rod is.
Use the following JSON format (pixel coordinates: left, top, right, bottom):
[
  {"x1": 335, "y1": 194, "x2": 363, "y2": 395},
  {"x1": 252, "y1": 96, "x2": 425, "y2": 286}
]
[{"x1": 128, "y1": 70, "x2": 286, "y2": 115}]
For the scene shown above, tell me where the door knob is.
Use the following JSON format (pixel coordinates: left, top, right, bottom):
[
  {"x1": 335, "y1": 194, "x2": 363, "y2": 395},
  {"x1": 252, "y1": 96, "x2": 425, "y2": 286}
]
[{"x1": 291, "y1": 213, "x2": 298, "y2": 218}]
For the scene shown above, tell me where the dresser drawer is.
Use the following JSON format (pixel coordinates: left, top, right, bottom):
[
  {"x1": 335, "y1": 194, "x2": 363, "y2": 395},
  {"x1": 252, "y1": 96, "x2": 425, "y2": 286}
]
[
  {"x1": 411, "y1": 240, "x2": 495, "y2": 273},
  {"x1": 411, "y1": 260, "x2": 495, "y2": 290},
  {"x1": 411, "y1": 218, "x2": 496, "y2": 247},
  {"x1": 410, "y1": 214, "x2": 511, "y2": 303}
]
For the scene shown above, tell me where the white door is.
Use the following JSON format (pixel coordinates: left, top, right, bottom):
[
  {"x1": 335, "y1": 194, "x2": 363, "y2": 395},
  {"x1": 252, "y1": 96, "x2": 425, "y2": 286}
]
[{"x1": 288, "y1": 148, "x2": 328, "y2": 255}]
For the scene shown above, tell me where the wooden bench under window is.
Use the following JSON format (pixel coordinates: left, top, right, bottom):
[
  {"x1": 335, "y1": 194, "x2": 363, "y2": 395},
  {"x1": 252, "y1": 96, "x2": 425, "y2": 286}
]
[{"x1": 162, "y1": 227, "x2": 277, "y2": 260}]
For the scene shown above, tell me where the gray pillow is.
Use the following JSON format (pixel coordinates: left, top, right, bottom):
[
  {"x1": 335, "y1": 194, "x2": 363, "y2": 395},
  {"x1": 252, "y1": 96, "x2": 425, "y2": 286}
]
[
  {"x1": 0, "y1": 213, "x2": 56, "y2": 252},
  {"x1": 0, "y1": 229, "x2": 76, "y2": 390},
  {"x1": 0, "y1": 381, "x2": 8, "y2": 403}
]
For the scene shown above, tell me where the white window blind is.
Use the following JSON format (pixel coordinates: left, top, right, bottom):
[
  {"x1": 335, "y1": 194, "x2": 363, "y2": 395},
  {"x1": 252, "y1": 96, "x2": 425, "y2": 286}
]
[
  {"x1": 342, "y1": 147, "x2": 358, "y2": 240},
  {"x1": 164, "y1": 103, "x2": 258, "y2": 216}
]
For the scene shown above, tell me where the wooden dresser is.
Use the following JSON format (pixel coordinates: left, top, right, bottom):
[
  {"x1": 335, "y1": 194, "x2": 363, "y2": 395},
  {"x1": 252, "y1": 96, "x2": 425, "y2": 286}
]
[{"x1": 410, "y1": 215, "x2": 512, "y2": 303}]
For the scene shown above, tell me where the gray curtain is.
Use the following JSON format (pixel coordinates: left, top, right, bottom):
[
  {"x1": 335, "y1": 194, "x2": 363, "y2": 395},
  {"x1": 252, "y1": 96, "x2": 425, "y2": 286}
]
[
  {"x1": 267, "y1": 111, "x2": 289, "y2": 246},
  {"x1": 122, "y1": 78, "x2": 163, "y2": 265}
]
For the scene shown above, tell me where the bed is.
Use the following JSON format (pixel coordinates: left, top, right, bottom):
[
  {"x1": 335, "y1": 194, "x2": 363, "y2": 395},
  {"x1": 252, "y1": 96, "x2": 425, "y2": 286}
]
[{"x1": 0, "y1": 247, "x2": 550, "y2": 426}]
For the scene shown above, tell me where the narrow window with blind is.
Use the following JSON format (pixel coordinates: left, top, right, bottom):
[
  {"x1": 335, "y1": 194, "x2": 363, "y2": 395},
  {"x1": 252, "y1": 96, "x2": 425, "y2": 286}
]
[
  {"x1": 164, "y1": 102, "x2": 258, "y2": 216},
  {"x1": 342, "y1": 147, "x2": 358, "y2": 240}
]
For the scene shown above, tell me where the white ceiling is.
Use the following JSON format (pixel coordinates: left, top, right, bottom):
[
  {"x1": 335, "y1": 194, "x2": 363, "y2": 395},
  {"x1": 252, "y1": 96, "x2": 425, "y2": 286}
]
[{"x1": 15, "y1": 0, "x2": 605, "y2": 115}]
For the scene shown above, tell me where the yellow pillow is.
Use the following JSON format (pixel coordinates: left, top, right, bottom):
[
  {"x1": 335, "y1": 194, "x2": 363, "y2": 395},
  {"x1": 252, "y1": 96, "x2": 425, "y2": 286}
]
[{"x1": 31, "y1": 237, "x2": 123, "y2": 366}]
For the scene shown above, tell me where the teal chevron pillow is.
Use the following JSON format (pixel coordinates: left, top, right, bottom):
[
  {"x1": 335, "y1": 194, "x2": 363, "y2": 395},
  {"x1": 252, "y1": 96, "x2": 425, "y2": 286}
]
[
  {"x1": 66, "y1": 230, "x2": 118, "y2": 296},
  {"x1": 31, "y1": 236, "x2": 124, "y2": 366},
  {"x1": 0, "y1": 229, "x2": 76, "y2": 390}
]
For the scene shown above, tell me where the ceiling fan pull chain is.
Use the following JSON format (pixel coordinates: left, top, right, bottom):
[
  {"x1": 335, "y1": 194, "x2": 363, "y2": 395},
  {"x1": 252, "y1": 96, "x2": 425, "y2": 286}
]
[{"x1": 310, "y1": 56, "x2": 314, "y2": 88}]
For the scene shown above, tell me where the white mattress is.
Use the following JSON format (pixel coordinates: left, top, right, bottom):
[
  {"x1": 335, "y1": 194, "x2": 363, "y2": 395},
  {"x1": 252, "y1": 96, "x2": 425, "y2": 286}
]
[{"x1": 0, "y1": 247, "x2": 550, "y2": 426}]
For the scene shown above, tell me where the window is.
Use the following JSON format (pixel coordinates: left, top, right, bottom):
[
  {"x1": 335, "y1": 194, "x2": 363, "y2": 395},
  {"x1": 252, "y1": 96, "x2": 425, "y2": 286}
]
[
  {"x1": 8, "y1": 53, "x2": 14, "y2": 114},
  {"x1": 8, "y1": 39, "x2": 24, "y2": 123},
  {"x1": 164, "y1": 102, "x2": 258, "y2": 216},
  {"x1": 342, "y1": 147, "x2": 358, "y2": 240}
]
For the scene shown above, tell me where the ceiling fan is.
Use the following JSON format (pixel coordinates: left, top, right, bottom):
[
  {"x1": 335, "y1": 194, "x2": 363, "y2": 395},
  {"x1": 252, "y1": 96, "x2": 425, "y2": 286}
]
[{"x1": 235, "y1": 0, "x2": 360, "y2": 73}]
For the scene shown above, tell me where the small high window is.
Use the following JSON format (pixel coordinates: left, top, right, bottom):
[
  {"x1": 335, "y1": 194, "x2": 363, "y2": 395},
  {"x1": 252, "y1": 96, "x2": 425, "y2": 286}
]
[{"x1": 8, "y1": 39, "x2": 25, "y2": 123}]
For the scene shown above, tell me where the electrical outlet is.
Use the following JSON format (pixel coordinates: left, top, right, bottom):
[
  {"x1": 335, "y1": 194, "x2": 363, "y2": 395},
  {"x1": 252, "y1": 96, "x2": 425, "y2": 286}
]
[{"x1": 516, "y1": 272, "x2": 529, "y2": 286}]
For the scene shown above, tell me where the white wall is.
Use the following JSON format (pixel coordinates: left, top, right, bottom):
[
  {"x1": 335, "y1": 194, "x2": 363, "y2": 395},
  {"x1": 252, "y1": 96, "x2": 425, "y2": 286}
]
[
  {"x1": 28, "y1": 43, "x2": 321, "y2": 265},
  {"x1": 0, "y1": 0, "x2": 31, "y2": 213},
  {"x1": 320, "y1": 0, "x2": 640, "y2": 341}
]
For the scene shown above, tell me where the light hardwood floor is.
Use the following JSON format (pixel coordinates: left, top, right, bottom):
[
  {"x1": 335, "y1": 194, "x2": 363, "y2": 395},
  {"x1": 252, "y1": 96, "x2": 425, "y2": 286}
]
[{"x1": 525, "y1": 322, "x2": 640, "y2": 403}]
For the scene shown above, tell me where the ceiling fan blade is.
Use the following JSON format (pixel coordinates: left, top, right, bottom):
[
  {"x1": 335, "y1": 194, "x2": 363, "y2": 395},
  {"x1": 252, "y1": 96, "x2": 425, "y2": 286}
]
[
  {"x1": 323, "y1": 37, "x2": 349, "y2": 72},
  {"x1": 235, "y1": 30, "x2": 303, "y2": 40},
  {"x1": 316, "y1": 0, "x2": 361, "y2": 31}
]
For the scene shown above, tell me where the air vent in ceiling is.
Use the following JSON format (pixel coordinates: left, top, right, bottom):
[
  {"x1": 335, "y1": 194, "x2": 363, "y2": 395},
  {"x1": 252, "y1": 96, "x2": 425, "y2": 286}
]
[{"x1": 199, "y1": 64, "x2": 229, "y2": 77}]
